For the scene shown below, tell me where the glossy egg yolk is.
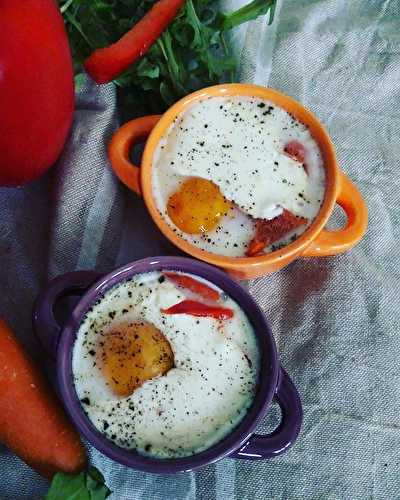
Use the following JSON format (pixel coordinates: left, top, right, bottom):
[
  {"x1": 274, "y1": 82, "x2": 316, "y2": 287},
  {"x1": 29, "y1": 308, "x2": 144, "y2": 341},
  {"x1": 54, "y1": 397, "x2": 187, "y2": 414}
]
[
  {"x1": 98, "y1": 321, "x2": 174, "y2": 397},
  {"x1": 167, "y1": 177, "x2": 230, "y2": 234}
]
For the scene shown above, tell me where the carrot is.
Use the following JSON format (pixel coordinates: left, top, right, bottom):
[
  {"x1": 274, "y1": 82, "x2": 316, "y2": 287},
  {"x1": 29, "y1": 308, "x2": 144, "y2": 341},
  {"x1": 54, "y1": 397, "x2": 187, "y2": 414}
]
[
  {"x1": 164, "y1": 272, "x2": 220, "y2": 302},
  {"x1": 84, "y1": 0, "x2": 185, "y2": 84},
  {"x1": 246, "y1": 209, "x2": 308, "y2": 257},
  {"x1": 0, "y1": 319, "x2": 86, "y2": 479},
  {"x1": 161, "y1": 300, "x2": 234, "y2": 320}
]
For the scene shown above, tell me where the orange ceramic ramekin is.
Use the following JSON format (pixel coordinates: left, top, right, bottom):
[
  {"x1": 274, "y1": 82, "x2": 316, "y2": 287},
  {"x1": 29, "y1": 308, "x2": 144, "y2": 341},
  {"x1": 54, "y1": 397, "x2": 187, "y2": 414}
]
[{"x1": 108, "y1": 84, "x2": 368, "y2": 279}]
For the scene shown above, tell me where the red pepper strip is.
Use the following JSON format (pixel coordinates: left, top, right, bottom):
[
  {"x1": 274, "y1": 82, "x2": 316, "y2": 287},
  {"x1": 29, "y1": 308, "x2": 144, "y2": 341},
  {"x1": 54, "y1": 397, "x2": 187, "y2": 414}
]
[
  {"x1": 84, "y1": 0, "x2": 185, "y2": 84},
  {"x1": 161, "y1": 300, "x2": 234, "y2": 320},
  {"x1": 284, "y1": 140, "x2": 308, "y2": 174},
  {"x1": 164, "y1": 272, "x2": 220, "y2": 302},
  {"x1": 246, "y1": 209, "x2": 308, "y2": 257}
]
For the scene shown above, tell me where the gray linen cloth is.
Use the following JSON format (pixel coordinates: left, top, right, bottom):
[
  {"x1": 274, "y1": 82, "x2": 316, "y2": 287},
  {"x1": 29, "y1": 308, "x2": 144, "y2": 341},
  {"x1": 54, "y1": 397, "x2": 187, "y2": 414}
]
[{"x1": 0, "y1": 1, "x2": 399, "y2": 498}]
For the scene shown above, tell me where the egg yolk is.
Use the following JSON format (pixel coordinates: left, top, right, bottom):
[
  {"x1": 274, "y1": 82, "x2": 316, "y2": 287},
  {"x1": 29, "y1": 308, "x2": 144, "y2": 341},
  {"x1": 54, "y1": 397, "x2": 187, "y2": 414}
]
[
  {"x1": 98, "y1": 321, "x2": 174, "y2": 397},
  {"x1": 167, "y1": 177, "x2": 230, "y2": 234}
]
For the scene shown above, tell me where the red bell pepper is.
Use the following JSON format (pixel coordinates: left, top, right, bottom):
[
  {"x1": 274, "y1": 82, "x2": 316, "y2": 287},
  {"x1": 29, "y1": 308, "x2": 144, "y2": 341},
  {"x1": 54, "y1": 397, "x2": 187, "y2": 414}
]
[
  {"x1": 246, "y1": 209, "x2": 308, "y2": 257},
  {"x1": 164, "y1": 272, "x2": 220, "y2": 302},
  {"x1": 0, "y1": 0, "x2": 74, "y2": 186},
  {"x1": 84, "y1": 0, "x2": 185, "y2": 84},
  {"x1": 161, "y1": 300, "x2": 234, "y2": 320}
]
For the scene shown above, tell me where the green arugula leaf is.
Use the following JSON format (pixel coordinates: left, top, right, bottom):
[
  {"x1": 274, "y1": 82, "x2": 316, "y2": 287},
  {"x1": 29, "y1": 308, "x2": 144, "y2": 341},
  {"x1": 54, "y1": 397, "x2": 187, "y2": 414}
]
[
  {"x1": 45, "y1": 471, "x2": 89, "y2": 500},
  {"x1": 135, "y1": 59, "x2": 160, "y2": 79},
  {"x1": 85, "y1": 467, "x2": 111, "y2": 500},
  {"x1": 44, "y1": 467, "x2": 111, "y2": 500},
  {"x1": 220, "y1": 0, "x2": 277, "y2": 31},
  {"x1": 158, "y1": 32, "x2": 189, "y2": 95}
]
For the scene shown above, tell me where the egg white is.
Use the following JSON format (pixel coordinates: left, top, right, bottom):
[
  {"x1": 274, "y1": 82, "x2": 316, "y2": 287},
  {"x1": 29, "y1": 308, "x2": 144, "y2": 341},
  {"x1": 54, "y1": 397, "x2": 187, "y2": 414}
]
[
  {"x1": 152, "y1": 96, "x2": 325, "y2": 256},
  {"x1": 72, "y1": 271, "x2": 259, "y2": 458}
]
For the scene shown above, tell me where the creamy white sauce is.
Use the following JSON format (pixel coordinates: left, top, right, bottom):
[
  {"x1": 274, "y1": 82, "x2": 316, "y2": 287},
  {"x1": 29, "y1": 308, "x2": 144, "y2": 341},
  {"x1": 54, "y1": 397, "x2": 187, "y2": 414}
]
[
  {"x1": 152, "y1": 96, "x2": 325, "y2": 256},
  {"x1": 72, "y1": 271, "x2": 259, "y2": 459}
]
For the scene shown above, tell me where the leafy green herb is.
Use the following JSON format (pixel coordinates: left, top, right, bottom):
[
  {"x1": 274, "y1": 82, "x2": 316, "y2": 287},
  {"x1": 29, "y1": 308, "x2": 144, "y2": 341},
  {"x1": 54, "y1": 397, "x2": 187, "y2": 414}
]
[
  {"x1": 59, "y1": 0, "x2": 277, "y2": 112},
  {"x1": 44, "y1": 467, "x2": 111, "y2": 500},
  {"x1": 220, "y1": 0, "x2": 276, "y2": 30}
]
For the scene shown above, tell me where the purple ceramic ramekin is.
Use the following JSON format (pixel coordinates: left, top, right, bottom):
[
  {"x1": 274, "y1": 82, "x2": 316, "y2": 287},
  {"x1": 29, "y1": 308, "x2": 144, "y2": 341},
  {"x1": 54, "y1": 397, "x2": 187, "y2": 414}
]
[{"x1": 33, "y1": 256, "x2": 302, "y2": 474}]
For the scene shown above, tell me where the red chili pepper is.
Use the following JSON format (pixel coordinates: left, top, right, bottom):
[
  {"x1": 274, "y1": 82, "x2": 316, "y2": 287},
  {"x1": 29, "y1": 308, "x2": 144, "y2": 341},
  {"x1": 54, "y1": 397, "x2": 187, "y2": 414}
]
[
  {"x1": 246, "y1": 209, "x2": 308, "y2": 257},
  {"x1": 164, "y1": 272, "x2": 220, "y2": 302},
  {"x1": 84, "y1": 0, "x2": 185, "y2": 84},
  {"x1": 161, "y1": 300, "x2": 234, "y2": 320}
]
